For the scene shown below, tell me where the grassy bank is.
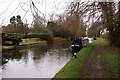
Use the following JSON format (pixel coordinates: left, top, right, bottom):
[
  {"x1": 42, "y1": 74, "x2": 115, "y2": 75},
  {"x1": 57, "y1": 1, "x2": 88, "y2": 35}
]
[
  {"x1": 100, "y1": 39, "x2": 120, "y2": 78},
  {"x1": 101, "y1": 49, "x2": 120, "y2": 78},
  {"x1": 2, "y1": 41, "x2": 46, "y2": 50},
  {"x1": 96, "y1": 38, "x2": 120, "y2": 78},
  {"x1": 84, "y1": 38, "x2": 110, "y2": 78},
  {"x1": 2, "y1": 46, "x2": 15, "y2": 50},
  {"x1": 53, "y1": 38, "x2": 120, "y2": 78},
  {"x1": 19, "y1": 41, "x2": 45, "y2": 45},
  {"x1": 53, "y1": 38, "x2": 97, "y2": 78}
]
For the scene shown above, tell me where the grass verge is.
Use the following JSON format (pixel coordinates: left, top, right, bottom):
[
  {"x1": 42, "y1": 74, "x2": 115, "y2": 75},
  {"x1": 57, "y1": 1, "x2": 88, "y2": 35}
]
[
  {"x1": 53, "y1": 39, "x2": 97, "y2": 78},
  {"x1": 2, "y1": 41, "x2": 46, "y2": 50},
  {"x1": 2, "y1": 46, "x2": 14, "y2": 50},
  {"x1": 20, "y1": 41, "x2": 43, "y2": 45},
  {"x1": 94, "y1": 38, "x2": 119, "y2": 78},
  {"x1": 53, "y1": 38, "x2": 120, "y2": 78},
  {"x1": 101, "y1": 45, "x2": 120, "y2": 78}
]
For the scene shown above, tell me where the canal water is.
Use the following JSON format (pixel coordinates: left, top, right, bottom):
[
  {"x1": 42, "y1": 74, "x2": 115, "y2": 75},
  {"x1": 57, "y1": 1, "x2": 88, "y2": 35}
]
[{"x1": 1, "y1": 41, "x2": 72, "y2": 78}]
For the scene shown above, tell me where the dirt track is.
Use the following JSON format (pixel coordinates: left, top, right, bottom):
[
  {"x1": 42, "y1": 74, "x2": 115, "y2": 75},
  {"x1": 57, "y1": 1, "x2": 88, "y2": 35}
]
[{"x1": 80, "y1": 43, "x2": 102, "y2": 78}]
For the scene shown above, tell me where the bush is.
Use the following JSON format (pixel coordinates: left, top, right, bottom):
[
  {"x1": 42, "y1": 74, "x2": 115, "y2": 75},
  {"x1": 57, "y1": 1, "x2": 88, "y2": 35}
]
[
  {"x1": 12, "y1": 38, "x2": 22, "y2": 45},
  {"x1": 2, "y1": 33, "x2": 22, "y2": 45},
  {"x1": 22, "y1": 33, "x2": 53, "y2": 41}
]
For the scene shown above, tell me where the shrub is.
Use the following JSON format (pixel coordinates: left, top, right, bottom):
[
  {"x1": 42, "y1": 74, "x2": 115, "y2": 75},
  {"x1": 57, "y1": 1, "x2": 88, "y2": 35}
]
[{"x1": 22, "y1": 33, "x2": 53, "y2": 41}]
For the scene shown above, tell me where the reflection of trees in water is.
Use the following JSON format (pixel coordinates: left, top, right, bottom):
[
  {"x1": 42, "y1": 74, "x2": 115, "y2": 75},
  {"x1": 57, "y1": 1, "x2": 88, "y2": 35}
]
[
  {"x1": 19, "y1": 45, "x2": 48, "y2": 64},
  {"x1": 31, "y1": 45, "x2": 48, "y2": 64},
  {"x1": 50, "y1": 41, "x2": 71, "y2": 48},
  {"x1": 30, "y1": 45, "x2": 48, "y2": 60},
  {"x1": 2, "y1": 50, "x2": 23, "y2": 65},
  {"x1": 2, "y1": 41, "x2": 71, "y2": 65},
  {"x1": 33, "y1": 45, "x2": 47, "y2": 57},
  {"x1": 32, "y1": 41, "x2": 70, "y2": 65},
  {"x1": 20, "y1": 49, "x2": 29, "y2": 63}
]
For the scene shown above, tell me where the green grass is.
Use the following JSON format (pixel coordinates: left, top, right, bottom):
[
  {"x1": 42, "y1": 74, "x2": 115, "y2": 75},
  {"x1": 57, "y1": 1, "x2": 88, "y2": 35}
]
[
  {"x1": 20, "y1": 41, "x2": 42, "y2": 45},
  {"x1": 91, "y1": 38, "x2": 109, "y2": 46},
  {"x1": 98, "y1": 38, "x2": 109, "y2": 46},
  {"x1": 53, "y1": 38, "x2": 120, "y2": 78},
  {"x1": 82, "y1": 38, "x2": 106, "y2": 78},
  {"x1": 53, "y1": 39, "x2": 97, "y2": 78},
  {"x1": 101, "y1": 47, "x2": 120, "y2": 78},
  {"x1": 95, "y1": 38, "x2": 120, "y2": 78},
  {"x1": 2, "y1": 41, "x2": 46, "y2": 50},
  {"x1": 96, "y1": 38, "x2": 119, "y2": 78},
  {"x1": 85, "y1": 67, "x2": 91, "y2": 78},
  {"x1": 53, "y1": 47, "x2": 92, "y2": 78},
  {"x1": 2, "y1": 46, "x2": 14, "y2": 49}
]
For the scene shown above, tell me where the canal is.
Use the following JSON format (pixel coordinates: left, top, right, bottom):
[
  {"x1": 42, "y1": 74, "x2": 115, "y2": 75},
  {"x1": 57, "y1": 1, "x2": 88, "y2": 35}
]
[{"x1": 1, "y1": 41, "x2": 72, "y2": 78}]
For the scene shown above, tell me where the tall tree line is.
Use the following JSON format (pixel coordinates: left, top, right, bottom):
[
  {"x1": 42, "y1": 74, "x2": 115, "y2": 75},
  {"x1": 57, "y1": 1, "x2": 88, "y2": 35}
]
[{"x1": 65, "y1": 1, "x2": 120, "y2": 47}]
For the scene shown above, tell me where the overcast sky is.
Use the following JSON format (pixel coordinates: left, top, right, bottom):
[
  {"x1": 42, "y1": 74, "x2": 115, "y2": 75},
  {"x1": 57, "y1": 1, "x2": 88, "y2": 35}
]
[
  {"x1": 0, "y1": 0, "x2": 74, "y2": 26},
  {"x1": 0, "y1": 0, "x2": 117, "y2": 26}
]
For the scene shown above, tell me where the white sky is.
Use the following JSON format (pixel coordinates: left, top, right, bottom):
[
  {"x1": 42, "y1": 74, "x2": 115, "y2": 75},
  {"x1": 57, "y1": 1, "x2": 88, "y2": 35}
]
[
  {"x1": 0, "y1": 0, "x2": 74, "y2": 26},
  {"x1": 0, "y1": 0, "x2": 118, "y2": 26}
]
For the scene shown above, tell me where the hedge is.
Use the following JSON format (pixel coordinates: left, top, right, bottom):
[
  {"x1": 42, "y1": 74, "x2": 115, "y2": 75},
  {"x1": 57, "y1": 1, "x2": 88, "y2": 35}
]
[{"x1": 22, "y1": 33, "x2": 53, "y2": 41}]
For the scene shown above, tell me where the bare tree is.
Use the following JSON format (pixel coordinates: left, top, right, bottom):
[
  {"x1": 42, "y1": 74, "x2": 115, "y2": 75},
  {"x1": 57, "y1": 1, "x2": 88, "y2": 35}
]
[
  {"x1": 65, "y1": 2, "x2": 86, "y2": 37},
  {"x1": 98, "y1": 2, "x2": 120, "y2": 47},
  {"x1": 66, "y1": 1, "x2": 120, "y2": 47}
]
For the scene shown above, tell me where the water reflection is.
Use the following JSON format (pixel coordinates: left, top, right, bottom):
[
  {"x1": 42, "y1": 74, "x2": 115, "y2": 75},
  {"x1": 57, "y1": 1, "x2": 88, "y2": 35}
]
[{"x1": 2, "y1": 41, "x2": 72, "y2": 78}]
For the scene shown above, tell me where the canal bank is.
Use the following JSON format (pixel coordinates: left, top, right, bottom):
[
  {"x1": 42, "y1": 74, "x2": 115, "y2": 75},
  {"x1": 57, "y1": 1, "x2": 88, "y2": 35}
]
[
  {"x1": 2, "y1": 41, "x2": 46, "y2": 50},
  {"x1": 53, "y1": 38, "x2": 120, "y2": 78},
  {"x1": 2, "y1": 37, "x2": 69, "y2": 50},
  {"x1": 53, "y1": 39, "x2": 94, "y2": 78}
]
